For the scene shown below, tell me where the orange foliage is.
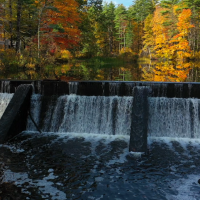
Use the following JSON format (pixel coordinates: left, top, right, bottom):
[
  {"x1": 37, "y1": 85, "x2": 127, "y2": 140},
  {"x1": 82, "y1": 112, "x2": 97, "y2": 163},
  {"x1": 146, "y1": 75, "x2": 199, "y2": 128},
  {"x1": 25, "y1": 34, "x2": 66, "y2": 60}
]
[
  {"x1": 149, "y1": 6, "x2": 194, "y2": 60},
  {"x1": 177, "y1": 9, "x2": 194, "y2": 36},
  {"x1": 153, "y1": 61, "x2": 191, "y2": 82},
  {"x1": 40, "y1": 0, "x2": 81, "y2": 49},
  {"x1": 152, "y1": 6, "x2": 172, "y2": 58},
  {"x1": 171, "y1": 9, "x2": 194, "y2": 59}
]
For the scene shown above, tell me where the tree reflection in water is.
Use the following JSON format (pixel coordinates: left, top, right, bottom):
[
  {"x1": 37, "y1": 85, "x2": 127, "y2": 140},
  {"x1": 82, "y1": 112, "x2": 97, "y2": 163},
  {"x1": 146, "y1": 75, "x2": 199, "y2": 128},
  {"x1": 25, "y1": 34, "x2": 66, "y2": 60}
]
[{"x1": 1, "y1": 58, "x2": 200, "y2": 82}]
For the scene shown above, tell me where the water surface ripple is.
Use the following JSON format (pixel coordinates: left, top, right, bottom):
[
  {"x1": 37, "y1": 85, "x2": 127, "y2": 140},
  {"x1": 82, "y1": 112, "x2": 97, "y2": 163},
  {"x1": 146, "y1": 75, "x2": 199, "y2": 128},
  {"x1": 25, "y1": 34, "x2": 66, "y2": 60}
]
[{"x1": 1, "y1": 133, "x2": 200, "y2": 200}]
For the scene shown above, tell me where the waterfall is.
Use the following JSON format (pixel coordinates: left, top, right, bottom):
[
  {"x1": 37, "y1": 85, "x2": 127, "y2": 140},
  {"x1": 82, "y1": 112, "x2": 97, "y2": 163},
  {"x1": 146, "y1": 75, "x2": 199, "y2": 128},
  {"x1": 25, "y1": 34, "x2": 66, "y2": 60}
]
[
  {"x1": 1, "y1": 81, "x2": 10, "y2": 93},
  {"x1": 27, "y1": 94, "x2": 133, "y2": 135},
  {"x1": 69, "y1": 82, "x2": 79, "y2": 94},
  {"x1": 27, "y1": 84, "x2": 200, "y2": 139},
  {"x1": 109, "y1": 83, "x2": 120, "y2": 96},
  {"x1": 125, "y1": 83, "x2": 134, "y2": 96},
  {"x1": 174, "y1": 83, "x2": 183, "y2": 98},
  {"x1": 26, "y1": 94, "x2": 42, "y2": 131},
  {"x1": 0, "y1": 93, "x2": 14, "y2": 119},
  {"x1": 151, "y1": 83, "x2": 167, "y2": 97},
  {"x1": 148, "y1": 97, "x2": 200, "y2": 138}
]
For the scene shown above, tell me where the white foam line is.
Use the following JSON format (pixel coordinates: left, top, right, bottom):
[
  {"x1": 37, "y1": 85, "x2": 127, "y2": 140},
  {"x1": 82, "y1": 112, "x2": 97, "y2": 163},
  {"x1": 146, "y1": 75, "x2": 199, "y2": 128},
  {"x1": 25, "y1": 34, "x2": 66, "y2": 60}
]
[
  {"x1": 148, "y1": 137, "x2": 200, "y2": 146},
  {"x1": 0, "y1": 144, "x2": 25, "y2": 153},
  {"x1": 107, "y1": 146, "x2": 129, "y2": 165},
  {"x1": 23, "y1": 131, "x2": 130, "y2": 143},
  {"x1": 3, "y1": 169, "x2": 66, "y2": 200}
]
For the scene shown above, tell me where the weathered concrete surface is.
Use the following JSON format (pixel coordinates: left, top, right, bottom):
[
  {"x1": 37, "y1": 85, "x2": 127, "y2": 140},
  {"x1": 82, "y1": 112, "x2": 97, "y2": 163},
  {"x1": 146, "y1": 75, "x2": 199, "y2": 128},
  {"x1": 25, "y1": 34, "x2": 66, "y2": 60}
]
[
  {"x1": 36, "y1": 81, "x2": 69, "y2": 96},
  {"x1": 129, "y1": 86, "x2": 151, "y2": 153},
  {"x1": 0, "y1": 80, "x2": 32, "y2": 93},
  {"x1": 0, "y1": 84, "x2": 32, "y2": 143},
  {"x1": 1, "y1": 80, "x2": 200, "y2": 98}
]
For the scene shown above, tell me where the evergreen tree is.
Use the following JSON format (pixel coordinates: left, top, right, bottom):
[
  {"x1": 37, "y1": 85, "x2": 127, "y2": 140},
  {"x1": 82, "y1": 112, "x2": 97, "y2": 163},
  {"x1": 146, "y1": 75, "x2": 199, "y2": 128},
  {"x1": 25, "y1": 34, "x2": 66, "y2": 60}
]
[
  {"x1": 102, "y1": 2, "x2": 116, "y2": 54},
  {"x1": 114, "y1": 4, "x2": 127, "y2": 52}
]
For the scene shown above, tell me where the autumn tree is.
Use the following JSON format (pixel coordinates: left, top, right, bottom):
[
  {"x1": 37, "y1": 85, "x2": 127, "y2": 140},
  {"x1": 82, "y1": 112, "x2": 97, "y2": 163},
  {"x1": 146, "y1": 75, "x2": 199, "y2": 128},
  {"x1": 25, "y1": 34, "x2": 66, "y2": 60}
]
[
  {"x1": 142, "y1": 14, "x2": 154, "y2": 59},
  {"x1": 171, "y1": 8, "x2": 194, "y2": 59},
  {"x1": 152, "y1": 6, "x2": 171, "y2": 59}
]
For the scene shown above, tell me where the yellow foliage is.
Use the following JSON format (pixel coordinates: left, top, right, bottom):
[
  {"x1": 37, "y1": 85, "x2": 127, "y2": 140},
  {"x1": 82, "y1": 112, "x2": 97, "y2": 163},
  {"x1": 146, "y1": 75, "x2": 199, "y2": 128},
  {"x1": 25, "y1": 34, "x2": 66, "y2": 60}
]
[
  {"x1": 192, "y1": 51, "x2": 200, "y2": 59},
  {"x1": 60, "y1": 50, "x2": 73, "y2": 60},
  {"x1": 119, "y1": 47, "x2": 136, "y2": 58},
  {"x1": 26, "y1": 63, "x2": 36, "y2": 69},
  {"x1": 61, "y1": 64, "x2": 71, "y2": 73},
  {"x1": 119, "y1": 47, "x2": 134, "y2": 55}
]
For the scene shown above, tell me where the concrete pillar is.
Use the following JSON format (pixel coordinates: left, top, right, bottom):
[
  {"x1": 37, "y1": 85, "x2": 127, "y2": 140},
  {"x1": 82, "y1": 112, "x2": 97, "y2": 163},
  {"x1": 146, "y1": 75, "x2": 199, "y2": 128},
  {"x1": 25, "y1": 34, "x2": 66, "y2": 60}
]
[
  {"x1": 0, "y1": 84, "x2": 32, "y2": 143},
  {"x1": 129, "y1": 86, "x2": 151, "y2": 153}
]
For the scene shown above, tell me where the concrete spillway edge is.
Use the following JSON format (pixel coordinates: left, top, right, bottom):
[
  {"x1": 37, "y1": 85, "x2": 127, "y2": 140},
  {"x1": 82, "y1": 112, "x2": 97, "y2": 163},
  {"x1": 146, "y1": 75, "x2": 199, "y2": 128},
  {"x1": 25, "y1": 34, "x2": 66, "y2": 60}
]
[{"x1": 0, "y1": 84, "x2": 32, "y2": 143}]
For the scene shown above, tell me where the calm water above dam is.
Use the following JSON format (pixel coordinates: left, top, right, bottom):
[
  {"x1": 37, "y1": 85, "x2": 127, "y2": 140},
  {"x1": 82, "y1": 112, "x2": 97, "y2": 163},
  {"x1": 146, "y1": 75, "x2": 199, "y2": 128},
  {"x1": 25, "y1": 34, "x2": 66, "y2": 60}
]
[{"x1": 2, "y1": 58, "x2": 200, "y2": 82}]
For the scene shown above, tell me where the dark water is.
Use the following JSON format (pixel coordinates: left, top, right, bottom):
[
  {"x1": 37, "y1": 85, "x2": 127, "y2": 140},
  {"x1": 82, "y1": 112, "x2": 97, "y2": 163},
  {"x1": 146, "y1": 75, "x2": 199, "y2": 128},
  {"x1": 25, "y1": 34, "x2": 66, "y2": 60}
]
[
  {"x1": 1, "y1": 132, "x2": 200, "y2": 199},
  {"x1": 2, "y1": 58, "x2": 200, "y2": 82},
  {"x1": 0, "y1": 58, "x2": 141, "y2": 81}
]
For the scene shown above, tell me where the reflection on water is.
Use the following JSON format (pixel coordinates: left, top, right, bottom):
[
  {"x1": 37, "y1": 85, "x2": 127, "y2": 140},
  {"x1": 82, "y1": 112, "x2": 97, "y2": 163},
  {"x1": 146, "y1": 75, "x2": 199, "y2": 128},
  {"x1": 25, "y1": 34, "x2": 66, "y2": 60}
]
[
  {"x1": 1, "y1": 133, "x2": 200, "y2": 199},
  {"x1": 1, "y1": 58, "x2": 200, "y2": 82},
  {"x1": 0, "y1": 59, "x2": 142, "y2": 81},
  {"x1": 141, "y1": 60, "x2": 200, "y2": 82},
  {"x1": 141, "y1": 60, "x2": 192, "y2": 82}
]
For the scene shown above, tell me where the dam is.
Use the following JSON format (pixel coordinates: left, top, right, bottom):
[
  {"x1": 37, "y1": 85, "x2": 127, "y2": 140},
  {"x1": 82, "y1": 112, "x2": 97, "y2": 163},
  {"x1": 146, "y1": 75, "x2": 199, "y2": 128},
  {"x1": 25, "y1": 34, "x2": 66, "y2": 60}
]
[{"x1": 0, "y1": 80, "x2": 200, "y2": 199}]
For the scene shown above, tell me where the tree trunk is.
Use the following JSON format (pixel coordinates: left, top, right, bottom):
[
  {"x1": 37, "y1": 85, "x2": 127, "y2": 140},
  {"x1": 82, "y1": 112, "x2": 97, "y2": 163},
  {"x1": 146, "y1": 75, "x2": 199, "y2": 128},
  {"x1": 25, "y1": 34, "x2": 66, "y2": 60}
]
[
  {"x1": 9, "y1": 0, "x2": 13, "y2": 48},
  {"x1": 16, "y1": 0, "x2": 22, "y2": 53},
  {"x1": 108, "y1": 26, "x2": 113, "y2": 55},
  {"x1": 38, "y1": 17, "x2": 41, "y2": 58}
]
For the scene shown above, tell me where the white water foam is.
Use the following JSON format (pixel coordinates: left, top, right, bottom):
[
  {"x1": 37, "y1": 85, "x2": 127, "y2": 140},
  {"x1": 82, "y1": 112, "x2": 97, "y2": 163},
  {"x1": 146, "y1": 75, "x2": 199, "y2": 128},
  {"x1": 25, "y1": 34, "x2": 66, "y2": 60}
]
[
  {"x1": 0, "y1": 93, "x2": 14, "y2": 119},
  {"x1": 1, "y1": 81, "x2": 10, "y2": 93},
  {"x1": 28, "y1": 94, "x2": 133, "y2": 135},
  {"x1": 0, "y1": 144, "x2": 25, "y2": 153},
  {"x1": 2, "y1": 132, "x2": 200, "y2": 199},
  {"x1": 148, "y1": 137, "x2": 200, "y2": 149},
  {"x1": 2, "y1": 169, "x2": 66, "y2": 199},
  {"x1": 24, "y1": 131, "x2": 130, "y2": 165},
  {"x1": 148, "y1": 97, "x2": 200, "y2": 138},
  {"x1": 167, "y1": 174, "x2": 200, "y2": 200},
  {"x1": 69, "y1": 82, "x2": 79, "y2": 94},
  {"x1": 109, "y1": 82, "x2": 120, "y2": 95}
]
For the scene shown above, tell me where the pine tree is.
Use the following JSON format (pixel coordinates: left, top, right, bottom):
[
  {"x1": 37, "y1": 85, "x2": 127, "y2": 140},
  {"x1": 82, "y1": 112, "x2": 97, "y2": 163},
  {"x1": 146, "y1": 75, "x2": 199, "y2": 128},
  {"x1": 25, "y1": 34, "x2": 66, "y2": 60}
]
[
  {"x1": 114, "y1": 4, "x2": 127, "y2": 52},
  {"x1": 102, "y1": 2, "x2": 115, "y2": 54}
]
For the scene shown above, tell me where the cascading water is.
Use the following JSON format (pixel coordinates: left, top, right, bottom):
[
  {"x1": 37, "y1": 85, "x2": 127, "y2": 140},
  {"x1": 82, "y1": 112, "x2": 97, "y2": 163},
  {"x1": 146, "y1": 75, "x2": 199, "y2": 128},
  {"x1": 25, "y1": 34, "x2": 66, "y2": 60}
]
[
  {"x1": 26, "y1": 94, "x2": 42, "y2": 131},
  {"x1": 27, "y1": 94, "x2": 133, "y2": 135},
  {"x1": 69, "y1": 82, "x2": 79, "y2": 94},
  {"x1": 109, "y1": 83, "x2": 120, "y2": 96},
  {"x1": 3, "y1": 84, "x2": 200, "y2": 200},
  {"x1": 1, "y1": 81, "x2": 10, "y2": 93},
  {"x1": 0, "y1": 93, "x2": 14, "y2": 119},
  {"x1": 152, "y1": 83, "x2": 167, "y2": 97},
  {"x1": 174, "y1": 83, "x2": 183, "y2": 97},
  {"x1": 148, "y1": 97, "x2": 200, "y2": 138},
  {"x1": 125, "y1": 83, "x2": 134, "y2": 96},
  {"x1": 26, "y1": 83, "x2": 200, "y2": 140}
]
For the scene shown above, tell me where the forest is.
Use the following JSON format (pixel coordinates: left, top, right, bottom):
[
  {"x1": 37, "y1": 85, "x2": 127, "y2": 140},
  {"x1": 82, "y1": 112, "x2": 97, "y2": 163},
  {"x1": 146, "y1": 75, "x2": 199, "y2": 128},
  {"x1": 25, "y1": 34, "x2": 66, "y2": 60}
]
[{"x1": 0, "y1": 0, "x2": 200, "y2": 82}]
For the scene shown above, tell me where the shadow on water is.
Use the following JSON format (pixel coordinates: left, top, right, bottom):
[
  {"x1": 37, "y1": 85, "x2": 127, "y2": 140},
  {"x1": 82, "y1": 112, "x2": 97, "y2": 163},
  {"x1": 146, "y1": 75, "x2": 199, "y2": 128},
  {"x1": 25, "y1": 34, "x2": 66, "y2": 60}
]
[{"x1": 1, "y1": 133, "x2": 200, "y2": 199}]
